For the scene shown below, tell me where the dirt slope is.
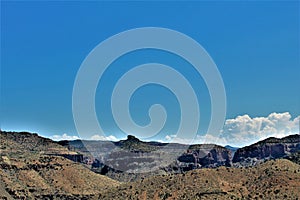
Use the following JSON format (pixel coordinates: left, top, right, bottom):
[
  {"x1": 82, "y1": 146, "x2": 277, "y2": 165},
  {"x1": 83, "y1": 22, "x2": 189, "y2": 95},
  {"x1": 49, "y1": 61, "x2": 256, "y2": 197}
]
[{"x1": 101, "y1": 159, "x2": 300, "y2": 200}]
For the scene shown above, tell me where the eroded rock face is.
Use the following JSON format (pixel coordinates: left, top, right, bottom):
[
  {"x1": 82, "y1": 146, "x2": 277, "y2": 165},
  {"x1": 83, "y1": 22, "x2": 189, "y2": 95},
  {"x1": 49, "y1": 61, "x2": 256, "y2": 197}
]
[
  {"x1": 4, "y1": 130, "x2": 298, "y2": 184},
  {"x1": 178, "y1": 145, "x2": 232, "y2": 169},
  {"x1": 233, "y1": 134, "x2": 300, "y2": 164},
  {"x1": 66, "y1": 134, "x2": 299, "y2": 181}
]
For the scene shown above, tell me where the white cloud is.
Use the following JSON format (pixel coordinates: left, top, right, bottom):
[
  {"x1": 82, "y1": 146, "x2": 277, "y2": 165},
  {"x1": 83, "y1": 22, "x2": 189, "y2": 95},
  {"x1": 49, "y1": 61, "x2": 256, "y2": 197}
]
[
  {"x1": 90, "y1": 134, "x2": 118, "y2": 141},
  {"x1": 195, "y1": 134, "x2": 228, "y2": 146},
  {"x1": 164, "y1": 134, "x2": 228, "y2": 146},
  {"x1": 163, "y1": 112, "x2": 299, "y2": 147},
  {"x1": 51, "y1": 133, "x2": 80, "y2": 141},
  {"x1": 220, "y1": 112, "x2": 299, "y2": 147},
  {"x1": 50, "y1": 113, "x2": 299, "y2": 147},
  {"x1": 164, "y1": 134, "x2": 196, "y2": 144},
  {"x1": 165, "y1": 134, "x2": 176, "y2": 141},
  {"x1": 165, "y1": 135, "x2": 172, "y2": 141}
]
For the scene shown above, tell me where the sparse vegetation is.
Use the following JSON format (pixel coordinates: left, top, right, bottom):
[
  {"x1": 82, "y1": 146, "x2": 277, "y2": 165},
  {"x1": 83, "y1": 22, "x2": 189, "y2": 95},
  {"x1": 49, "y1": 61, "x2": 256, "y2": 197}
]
[{"x1": 1, "y1": 131, "x2": 299, "y2": 199}]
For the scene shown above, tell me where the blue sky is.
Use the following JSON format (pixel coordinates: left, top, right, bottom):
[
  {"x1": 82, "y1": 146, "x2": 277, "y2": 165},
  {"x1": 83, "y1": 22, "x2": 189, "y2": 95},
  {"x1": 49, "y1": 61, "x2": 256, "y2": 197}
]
[{"x1": 1, "y1": 1, "x2": 299, "y2": 146}]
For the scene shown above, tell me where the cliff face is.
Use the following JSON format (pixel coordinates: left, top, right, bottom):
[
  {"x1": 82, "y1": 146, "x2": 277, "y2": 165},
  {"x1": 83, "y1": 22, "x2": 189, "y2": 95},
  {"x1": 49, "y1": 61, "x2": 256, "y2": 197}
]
[
  {"x1": 3, "y1": 131, "x2": 299, "y2": 184},
  {"x1": 178, "y1": 144, "x2": 232, "y2": 169},
  {"x1": 62, "y1": 134, "x2": 300, "y2": 180},
  {"x1": 233, "y1": 134, "x2": 300, "y2": 164}
]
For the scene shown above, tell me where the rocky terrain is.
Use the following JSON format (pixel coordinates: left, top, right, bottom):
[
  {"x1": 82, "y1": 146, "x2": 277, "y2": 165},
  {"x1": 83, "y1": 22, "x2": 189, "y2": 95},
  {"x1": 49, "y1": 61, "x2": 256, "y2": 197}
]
[
  {"x1": 233, "y1": 134, "x2": 300, "y2": 166},
  {"x1": 101, "y1": 159, "x2": 300, "y2": 200},
  {"x1": 59, "y1": 135, "x2": 233, "y2": 181},
  {"x1": 1, "y1": 131, "x2": 299, "y2": 199},
  {"x1": 60, "y1": 134, "x2": 299, "y2": 182},
  {"x1": 0, "y1": 131, "x2": 119, "y2": 199}
]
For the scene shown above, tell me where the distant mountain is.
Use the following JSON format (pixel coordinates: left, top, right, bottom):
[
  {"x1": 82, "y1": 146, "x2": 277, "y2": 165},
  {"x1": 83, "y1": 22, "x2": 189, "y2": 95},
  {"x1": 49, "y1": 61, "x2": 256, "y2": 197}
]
[
  {"x1": 1, "y1": 131, "x2": 300, "y2": 199},
  {"x1": 58, "y1": 133, "x2": 300, "y2": 181},
  {"x1": 178, "y1": 144, "x2": 232, "y2": 168},
  {"x1": 60, "y1": 135, "x2": 233, "y2": 177},
  {"x1": 114, "y1": 135, "x2": 160, "y2": 152},
  {"x1": 224, "y1": 145, "x2": 239, "y2": 152},
  {"x1": 233, "y1": 134, "x2": 300, "y2": 166}
]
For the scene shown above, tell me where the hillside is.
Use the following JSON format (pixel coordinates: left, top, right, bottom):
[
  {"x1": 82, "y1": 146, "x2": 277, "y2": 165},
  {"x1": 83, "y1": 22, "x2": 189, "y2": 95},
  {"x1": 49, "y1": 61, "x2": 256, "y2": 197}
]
[
  {"x1": 62, "y1": 135, "x2": 233, "y2": 179},
  {"x1": 233, "y1": 134, "x2": 300, "y2": 165},
  {"x1": 1, "y1": 131, "x2": 70, "y2": 154},
  {"x1": 0, "y1": 131, "x2": 119, "y2": 199},
  {"x1": 1, "y1": 131, "x2": 300, "y2": 199},
  {"x1": 59, "y1": 134, "x2": 300, "y2": 182},
  {"x1": 100, "y1": 159, "x2": 300, "y2": 200}
]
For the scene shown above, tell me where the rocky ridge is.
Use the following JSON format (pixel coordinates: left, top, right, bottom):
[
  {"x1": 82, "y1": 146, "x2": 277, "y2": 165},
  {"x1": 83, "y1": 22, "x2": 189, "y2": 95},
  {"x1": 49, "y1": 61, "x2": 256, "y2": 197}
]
[
  {"x1": 1, "y1": 131, "x2": 299, "y2": 199},
  {"x1": 233, "y1": 134, "x2": 300, "y2": 166},
  {"x1": 0, "y1": 131, "x2": 119, "y2": 199}
]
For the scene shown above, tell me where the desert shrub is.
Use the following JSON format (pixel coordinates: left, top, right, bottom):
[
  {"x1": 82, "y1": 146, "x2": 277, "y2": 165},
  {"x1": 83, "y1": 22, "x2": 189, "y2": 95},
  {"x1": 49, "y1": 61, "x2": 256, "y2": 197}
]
[{"x1": 274, "y1": 189, "x2": 280, "y2": 194}]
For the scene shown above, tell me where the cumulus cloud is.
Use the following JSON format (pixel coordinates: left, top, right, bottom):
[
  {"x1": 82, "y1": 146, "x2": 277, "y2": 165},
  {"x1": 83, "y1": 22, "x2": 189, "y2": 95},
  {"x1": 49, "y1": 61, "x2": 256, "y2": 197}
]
[
  {"x1": 164, "y1": 112, "x2": 299, "y2": 147},
  {"x1": 51, "y1": 113, "x2": 299, "y2": 147},
  {"x1": 90, "y1": 134, "x2": 118, "y2": 141},
  {"x1": 51, "y1": 133, "x2": 80, "y2": 141},
  {"x1": 220, "y1": 112, "x2": 299, "y2": 147}
]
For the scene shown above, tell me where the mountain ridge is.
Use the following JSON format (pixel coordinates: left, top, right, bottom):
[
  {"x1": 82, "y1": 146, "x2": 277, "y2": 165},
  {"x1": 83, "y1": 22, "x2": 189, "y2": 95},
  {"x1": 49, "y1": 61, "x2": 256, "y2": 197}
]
[{"x1": 1, "y1": 130, "x2": 299, "y2": 199}]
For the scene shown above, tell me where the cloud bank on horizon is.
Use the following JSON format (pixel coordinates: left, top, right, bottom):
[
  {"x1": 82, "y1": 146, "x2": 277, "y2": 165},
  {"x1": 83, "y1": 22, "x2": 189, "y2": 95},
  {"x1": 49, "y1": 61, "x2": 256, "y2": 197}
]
[
  {"x1": 51, "y1": 134, "x2": 80, "y2": 141},
  {"x1": 165, "y1": 112, "x2": 299, "y2": 147},
  {"x1": 51, "y1": 112, "x2": 299, "y2": 147},
  {"x1": 219, "y1": 112, "x2": 299, "y2": 147},
  {"x1": 51, "y1": 134, "x2": 118, "y2": 142}
]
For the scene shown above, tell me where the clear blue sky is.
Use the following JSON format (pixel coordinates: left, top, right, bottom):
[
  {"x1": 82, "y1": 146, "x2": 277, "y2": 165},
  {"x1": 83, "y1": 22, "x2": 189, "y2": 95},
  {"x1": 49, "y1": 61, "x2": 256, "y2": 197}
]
[{"x1": 1, "y1": 1, "x2": 299, "y2": 143}]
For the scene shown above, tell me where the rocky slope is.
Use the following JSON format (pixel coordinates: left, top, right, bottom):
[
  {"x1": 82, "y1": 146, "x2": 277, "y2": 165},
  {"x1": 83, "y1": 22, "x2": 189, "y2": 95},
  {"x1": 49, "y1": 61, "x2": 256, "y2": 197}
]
[
  {"x1": 1, "y1": 131, "x2": 70, "y2": 154},
  {"x1": 0, "y1": 131, "x2": 119, "y2": 199},
  {"x1": 0, "y1": 155, "x2": 119, "y2": 199},
  {"x1": 100, "y1": 159, "x2": 300, "y2": 200},
  {"x1": 179, "y1": 144, "x2": 232, "y2": 168},
  {"x1": 286, "y1": 151, "x2": 300, "y2": 165},
  {"x1": 233, "y1": 134, "x2": 300, "y2": 166},
  {"x1": 1, "y1": 131, "x2": 300, "y2": 199},
  {"x1": 62, "y1": 136, "x2": 232, "y2": 174},
  {"x1": 60, "y1": 134, "x2": 300, "y2": 182}
]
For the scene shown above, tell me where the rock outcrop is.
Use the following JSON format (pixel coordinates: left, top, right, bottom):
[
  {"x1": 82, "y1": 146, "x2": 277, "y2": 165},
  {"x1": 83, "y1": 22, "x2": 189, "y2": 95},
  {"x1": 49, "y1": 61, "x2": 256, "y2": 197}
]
[
  {"x1": 3, "y1": 130, "x2": 299, "y2": 185},
  {"x1": 178, "y1": 144, "x2": 232, "y2": 169},
  {"x1": 233, "y1": 134, "x2": 300, "y2": 165},
  {"x1": 61, "y1": 133, "x2": 300, "y2": 181}
]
